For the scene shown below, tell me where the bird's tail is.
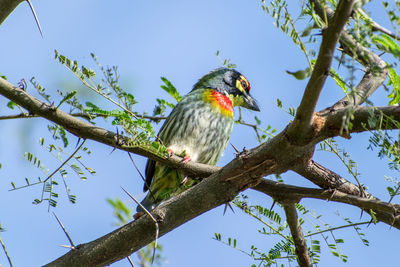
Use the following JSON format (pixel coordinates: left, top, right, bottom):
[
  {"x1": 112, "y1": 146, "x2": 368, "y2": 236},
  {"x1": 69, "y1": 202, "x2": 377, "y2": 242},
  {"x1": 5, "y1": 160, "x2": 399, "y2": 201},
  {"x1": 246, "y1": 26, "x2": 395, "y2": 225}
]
[{"x1": 136, "y1": 165, "x2": 198, "y2": 213}]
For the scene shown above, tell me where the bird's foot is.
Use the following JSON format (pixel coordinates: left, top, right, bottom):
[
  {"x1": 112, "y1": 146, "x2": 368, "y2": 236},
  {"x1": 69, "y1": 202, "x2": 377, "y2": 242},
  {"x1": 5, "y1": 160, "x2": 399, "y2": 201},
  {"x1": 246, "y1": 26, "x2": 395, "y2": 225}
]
[
  {"x1": 181, "y1": 176, "x2": 188, "y2": 185},
  {"x1": 182, "y1": 155, "x2": 191, "y2": 164}
]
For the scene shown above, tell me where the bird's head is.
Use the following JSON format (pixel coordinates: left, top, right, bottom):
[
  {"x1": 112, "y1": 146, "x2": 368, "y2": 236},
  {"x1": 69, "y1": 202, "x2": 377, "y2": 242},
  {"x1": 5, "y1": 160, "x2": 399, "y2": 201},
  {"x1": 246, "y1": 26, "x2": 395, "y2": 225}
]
[{"x1": 193, "y1": 68, "x2": 260, "y2": 111}]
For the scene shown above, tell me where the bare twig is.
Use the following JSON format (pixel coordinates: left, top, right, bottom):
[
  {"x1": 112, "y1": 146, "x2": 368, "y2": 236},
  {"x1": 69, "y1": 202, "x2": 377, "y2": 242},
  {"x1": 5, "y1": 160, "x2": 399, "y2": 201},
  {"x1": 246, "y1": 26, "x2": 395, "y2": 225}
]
[
  {"x1": 26, "y1": 0, "x2": 43, "y2": 37},
  {"x1": 121, "y1": 187, "x2": 159, "y2": 265},
  {"x1": 357, "y1": 9, "x2": 400, "y2": 41},
  {"x1": 53, "y1": 212, "x2": 75, "y2": 248},
  {"x1": 304, "y1": 221, "x2": 369, "y2": 237},
  {"x1": 127, "y1": 152, "x2": 156, "y2": 203},
  {"x1": 283, "y1": 204, "x2": 311, "y2": 267},
  {"x1": 127, "y1": 256, "x2": 135, "y2": 267},
  {"x1": 0, "y1": 234, "x2": 13, "y2": 267}
]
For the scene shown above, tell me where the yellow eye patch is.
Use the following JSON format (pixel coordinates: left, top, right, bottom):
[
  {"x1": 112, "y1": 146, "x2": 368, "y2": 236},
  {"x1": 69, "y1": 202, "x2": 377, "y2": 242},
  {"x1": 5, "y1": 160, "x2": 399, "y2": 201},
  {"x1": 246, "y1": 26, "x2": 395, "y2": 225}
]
[{"x1": 235, "y1": 75, "x2": 250, "y2": 93}]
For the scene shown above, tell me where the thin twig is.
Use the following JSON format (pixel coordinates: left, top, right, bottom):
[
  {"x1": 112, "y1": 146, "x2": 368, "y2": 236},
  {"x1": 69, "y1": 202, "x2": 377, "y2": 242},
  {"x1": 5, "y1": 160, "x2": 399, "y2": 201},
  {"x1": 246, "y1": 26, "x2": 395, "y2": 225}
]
[
  {"x1": 26, "y1": 0, "x2": 43, "y2": 37},
  {"x1": 53, "y1": 212, "x2": 75, "y2": 248},
  {"x1": 357, "y1": 9, "x2": 400, "y2": 41},
  {"x1": 127, "y1": 256, "x2": 135, "y2": 267},
  {"x1": 0, "y1": 235, "x2": 13, "y2": 267},
  {"x1": 121, "y1": 187, "x2": 159, "y2": 265},
  {"x1": 304, "y1": 221, "x2": 369, "y2": 237},
  {"x1": 127, "y1": 152, "x2": 155, "y2": 202},
  {"x1": 43, "y1": 139, "x2": 86, "y2": 183}
]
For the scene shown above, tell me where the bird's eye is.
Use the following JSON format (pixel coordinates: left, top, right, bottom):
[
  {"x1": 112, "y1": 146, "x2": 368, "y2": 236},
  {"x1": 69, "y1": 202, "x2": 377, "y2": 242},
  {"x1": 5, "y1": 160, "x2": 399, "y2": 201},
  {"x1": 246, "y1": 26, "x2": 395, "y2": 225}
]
[
  {"x1": 239, "y1": 75, "x2": 250, "y2": 92},
  {"x1": 241, "y1": 80, "x2": 248, "y2": 90}
]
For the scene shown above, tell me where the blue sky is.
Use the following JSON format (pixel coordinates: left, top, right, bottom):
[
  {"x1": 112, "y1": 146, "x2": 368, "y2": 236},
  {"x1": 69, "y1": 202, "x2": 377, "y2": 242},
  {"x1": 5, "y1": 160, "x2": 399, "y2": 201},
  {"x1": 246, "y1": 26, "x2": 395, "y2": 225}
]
[{"x1": 0, "y1": 1, "x2": 399, "y2": 266}]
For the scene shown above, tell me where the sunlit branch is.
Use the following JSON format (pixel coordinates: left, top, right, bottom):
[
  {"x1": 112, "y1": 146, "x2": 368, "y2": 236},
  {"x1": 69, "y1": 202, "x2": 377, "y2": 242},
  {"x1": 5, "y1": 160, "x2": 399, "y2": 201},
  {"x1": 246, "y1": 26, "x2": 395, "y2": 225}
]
[
  {"x1": 318, "y1": 105, "x2": 400, "y2": 139},
  {"x1": 311, "y1": 0, "x2": 387, "y2": 113},
  {"x1": 288, "y1": 0, "x2": 356, "y2": 144},
  {"x1": 0, "y1": 235, "x2": 13, "y2": 267},
  {"x1": 283, "y1": 203, "x2": 311, "y2": 267},
  {"x1": 253, "y1": 178, "x2": 400, "y2": 215},
  {"x1": 292, "y1": 161, "x2": 400, "y2": 228},
  {"x1": 0, "y1": 112, "x2": 167, "y2": 122}
]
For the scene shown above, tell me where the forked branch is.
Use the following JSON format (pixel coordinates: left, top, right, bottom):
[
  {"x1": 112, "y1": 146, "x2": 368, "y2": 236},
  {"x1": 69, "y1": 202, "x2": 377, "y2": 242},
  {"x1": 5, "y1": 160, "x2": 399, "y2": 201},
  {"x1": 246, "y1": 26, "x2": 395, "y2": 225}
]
[{"x1": 287, "y1": 0, "x2": 356, "y2": 144}]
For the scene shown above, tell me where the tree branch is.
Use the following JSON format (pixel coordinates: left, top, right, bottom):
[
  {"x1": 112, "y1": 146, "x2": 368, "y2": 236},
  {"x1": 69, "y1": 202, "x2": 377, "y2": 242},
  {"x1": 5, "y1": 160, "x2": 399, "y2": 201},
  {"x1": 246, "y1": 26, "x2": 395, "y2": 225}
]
[
  {"x1": 0, "y1": 0, "x2": 24, "y2": 25},
  {"x1": 45, "y1": 151, "x2": 278, "y2": 266},
  {"x1": 293, "y1": 160, "x2": 400, "y2": 228},
  {"x1": 319, "y1": 105, "x2": 400, "y2": 139},
  {"x1": 283, "y1": 204, "x2": 312, "y2": 267},
  {"x1": 253, "y1": 179, "x2": 400, "y2": 215},
  {"x1": 0, "y1": 111, "x2": 167, "y2": 122},
  {"x1": 0, "y1": 77, "x2": 218, "y2": 178},
  {"x1": 287, "y1": 0, "x2": 356, "y2": 144},
  {"x1": 312, "y1": 0, "x2": 387, "y2": 114}
]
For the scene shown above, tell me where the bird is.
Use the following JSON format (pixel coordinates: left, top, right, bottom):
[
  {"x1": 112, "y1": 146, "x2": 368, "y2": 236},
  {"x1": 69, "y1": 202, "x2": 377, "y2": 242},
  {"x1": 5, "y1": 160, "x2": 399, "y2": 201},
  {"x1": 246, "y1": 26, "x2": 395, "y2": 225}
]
[{"x1": 137, "y1": 67, "x2": 259, "y2": 214}]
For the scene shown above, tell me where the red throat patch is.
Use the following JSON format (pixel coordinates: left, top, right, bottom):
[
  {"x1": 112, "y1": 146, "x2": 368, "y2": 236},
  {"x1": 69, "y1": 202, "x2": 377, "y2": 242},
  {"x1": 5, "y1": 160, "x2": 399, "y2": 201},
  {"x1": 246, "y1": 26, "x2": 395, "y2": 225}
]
[{"x1": 203, "y1": 90, "x2": 233, "y2": 117}]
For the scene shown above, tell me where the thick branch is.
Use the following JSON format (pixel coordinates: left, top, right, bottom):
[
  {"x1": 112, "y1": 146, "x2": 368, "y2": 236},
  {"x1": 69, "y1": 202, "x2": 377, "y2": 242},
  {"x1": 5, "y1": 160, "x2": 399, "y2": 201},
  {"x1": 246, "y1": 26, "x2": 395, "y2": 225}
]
[
  {"x1": 288, "y1": 0, "x2": 355, "y2": 144},
  {"x1": 0, "y1": 0, "x2": 24, "y2": 25},
  {"x1": 254, "y1": 179, "x2": 400, "y2": 215},
  {"x1": 318, "y1": 105, "x2": 400, "y2": 140},
  {"x1": 45, "y1": 149, "x2": 278, "y2": 266},
  {"x1": 0, "y1": 112, "x2": 167, "y2": 122},
  {"x1": 0, "y1": 77, "x2": 217, "y2": 178},
  {"x1": 283, "y1": 204, "x2": 312, "y2": 267},
  {"x1": 293, "y1": 160, "x2": 400, "y2": 228}
]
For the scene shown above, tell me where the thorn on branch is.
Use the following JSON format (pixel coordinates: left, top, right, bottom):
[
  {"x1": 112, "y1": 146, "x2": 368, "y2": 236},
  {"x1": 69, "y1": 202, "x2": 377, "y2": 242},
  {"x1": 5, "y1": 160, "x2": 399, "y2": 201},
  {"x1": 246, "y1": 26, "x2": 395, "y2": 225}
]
[
  {"x1": 231, "y1": 143, "x2": 248, "y2": 158},
  {"x1": 270, "y1": 200, "x2": 276, "y2": 211},
  {"x1": 18, "y1": 79, "x2": 27, "y2": 91},
  {"x1": 48, "y1": 102, "x2": 56, "y2": 112},
  {"x1": 223, "y1": 202, "x2": 235, "y2": 215},
  {"x1": 121, "y1": 187, "x2": 159, "y2": 265},
  {"x1": 53, "y1": 212, "x2": 75, "y2": 249}
]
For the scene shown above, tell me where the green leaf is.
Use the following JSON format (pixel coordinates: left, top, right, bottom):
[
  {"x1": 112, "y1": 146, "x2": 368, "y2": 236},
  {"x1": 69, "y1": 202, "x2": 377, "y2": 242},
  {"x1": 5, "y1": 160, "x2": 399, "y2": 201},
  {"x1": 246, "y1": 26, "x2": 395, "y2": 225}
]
[
  {"x1": 387, "y1": 67, "x2": 400, "y2": 105},
  {"x1": 160, "y1": 77, "x2": 182, "y2": 102},
  {"x1": 276, "y1": 98, "x2": 282, "y2": 108},
  {"x1": 330, "y1": 68, "x2": 349, "y2": 94},
  {"x1": 57, "y1": 91, "x2": 77, "y2": 108},
  {"x1": 372, "y1": 34, "x2": 400, "y2": 59},
  {"x1": 286, "y1": 67, "x2": 311, "y2": 80},
  {"x1": 7, "y1": 101, "x2": 16, "y2": 109}
]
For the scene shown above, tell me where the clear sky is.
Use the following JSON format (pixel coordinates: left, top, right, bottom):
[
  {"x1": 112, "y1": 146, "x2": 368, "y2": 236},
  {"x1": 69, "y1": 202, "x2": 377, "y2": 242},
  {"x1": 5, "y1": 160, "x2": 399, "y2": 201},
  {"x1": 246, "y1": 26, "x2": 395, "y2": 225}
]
[{"x1": 0, "y1": 1, "x2": 399, "y2": 266}]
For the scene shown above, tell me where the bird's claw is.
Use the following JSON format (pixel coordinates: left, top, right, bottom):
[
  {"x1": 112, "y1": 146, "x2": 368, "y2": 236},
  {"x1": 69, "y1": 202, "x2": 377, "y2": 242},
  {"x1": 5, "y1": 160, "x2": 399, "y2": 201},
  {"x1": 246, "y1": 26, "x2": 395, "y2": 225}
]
[{"x1": 182, "y1": 156, "x2": 191, "y2": 164}]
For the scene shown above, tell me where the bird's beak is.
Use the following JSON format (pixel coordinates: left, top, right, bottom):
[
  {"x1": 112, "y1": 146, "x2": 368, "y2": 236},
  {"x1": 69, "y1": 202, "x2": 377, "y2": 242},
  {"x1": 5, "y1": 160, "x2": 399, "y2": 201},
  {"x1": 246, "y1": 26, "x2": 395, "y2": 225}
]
[{"x1": 243, "y1": 93, "x2": 260, "y2": 111}]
